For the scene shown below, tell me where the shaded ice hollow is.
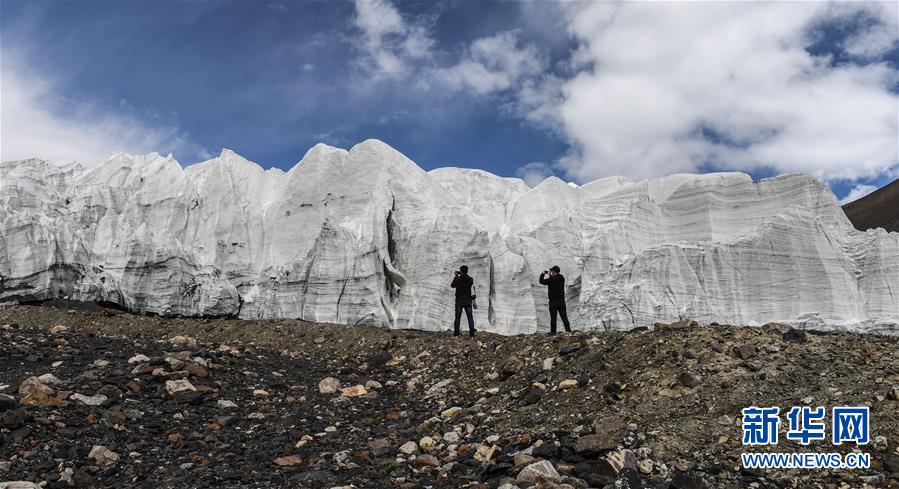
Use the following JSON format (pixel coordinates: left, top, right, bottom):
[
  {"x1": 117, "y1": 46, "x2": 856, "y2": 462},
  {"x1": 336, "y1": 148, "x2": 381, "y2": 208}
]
[{"x1": 1, "y1": 139, "x2": 897, "y2": 334}]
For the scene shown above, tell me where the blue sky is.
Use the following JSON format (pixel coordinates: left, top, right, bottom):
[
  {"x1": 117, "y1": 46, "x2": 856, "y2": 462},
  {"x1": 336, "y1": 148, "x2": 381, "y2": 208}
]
[{"x1": 1, "y1": 1, "x2": 897, "y2": 202}]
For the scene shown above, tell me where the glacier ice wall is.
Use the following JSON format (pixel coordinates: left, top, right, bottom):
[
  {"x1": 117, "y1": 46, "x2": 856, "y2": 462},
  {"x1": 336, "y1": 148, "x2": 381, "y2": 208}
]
[{"x1": 2, "y1": 140, "x2": 897, "y2": 334}]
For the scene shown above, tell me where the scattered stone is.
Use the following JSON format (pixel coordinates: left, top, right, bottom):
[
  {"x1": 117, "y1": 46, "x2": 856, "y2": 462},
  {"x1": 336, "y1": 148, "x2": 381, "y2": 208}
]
[
  {"x1": 368, "y1": 438, "x2": 391, "y2": 456},
  {"x1": 339, "y1": 385, "x2": 367, "y2": 397},
  {"x1": 670, "y1": 471, "x2": 710, "y2": 489},
  {"x1": 165, "y1": 379, "x2": 196, "y2": 395},
  {"x1": 524, "y1": 385, "x2": 545, "y2": 405},
  {"x1": 716, "y1": 415, "x2": 733, "y2": 426},
  {"x1": 319, "y1": 377, "x2": 341, "y2": 394},
  {"x1": 559, "y1": 343, "x2": 582, "y2": 355},
  {"x1": 0, "y1": 394, "x2": 18, "y2": 411},
  {"x1": 441, "y1": 406, "x2": 462, "y2": 419},
  {"x1": 88, "y1": 445, "x2": 119, "y2": 466},
  {"x1": 217, "y1": 399, "x2": 238, "y2": 409},
  {"x1": 419, "y1": 436, "x2": 436, "y2": 452},
  {"x1": 669, "y1": 319, "x2": 698, "y2": 329},
  {"x1": 559, "y1": 379, "x2": 578, "y2": 389},
  {"x1": 415, "y1": 454, "x2": 440, "y2": 467},
  {"x1": 425, "y1": 379, "x2": 453, "y2": 395},
  {"x1": 168, "y1": 335, "x2": 197, "y2": 348},
  {"x1": 678, "y1": 371, "x2": 701, "y2": 388},
  {"x1": 36, "y1": 373, "x2": 62, "y2": 385},
  {"x1": 443, "y1": 431, "x2": 461, "y2": 443},
  {"x1": 516, "y1": 460, "x2": 561, "y2": 484},
  {"x1": 273, "y1": 455, "x2": 302, "y2": 466},
  {"x1": 398, "y1": 441, "x2": 418, "y2": 455},
  {"x1": 70, "y1": 393, "x2": 107, "y2": 406},
  {"x1": 20, "y1": 387, "x2": 62, "y2": 407},
  {"x1": 782, "y1": 327, "x2": 807, "y2": 343},
  {"x1": 883, "y1": 455, "x2": 899, "y2": 473},
  {"x1": 500, "y1": 356, "x2": 523, "y2": 380},
  {"x1": 887, "y1": 385, "x2": 899, "y2": 401},
  {"x1": 733, "y1": 344, "x2": 757, "y2": 359},
  {"x1": 542, "y1": 357, "x2": 558, "y2": 371},
  {"x1": 49, "y1": 325, "x2": 68, "y2": 333}
]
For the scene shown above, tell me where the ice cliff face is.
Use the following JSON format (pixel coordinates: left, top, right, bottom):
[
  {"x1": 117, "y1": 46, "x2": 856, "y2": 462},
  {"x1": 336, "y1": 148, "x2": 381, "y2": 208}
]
[{"x1": 2, "y1": 140, "x2": 897, "y2": 334}]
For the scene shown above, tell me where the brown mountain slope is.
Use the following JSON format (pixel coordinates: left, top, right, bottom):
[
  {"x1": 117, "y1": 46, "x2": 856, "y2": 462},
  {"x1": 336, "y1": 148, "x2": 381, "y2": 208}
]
[{"x1": 842, "y1": 178, "x2": 899, "y2": 232}]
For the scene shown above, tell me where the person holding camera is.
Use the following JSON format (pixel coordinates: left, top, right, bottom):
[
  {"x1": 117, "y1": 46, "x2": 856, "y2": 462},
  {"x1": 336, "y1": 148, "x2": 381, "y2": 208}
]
[
  {"x1": 450, "y1": 265, "x2": 476, "y2": 337},
  {"x1": 539, "y1": 265, "x2": 572, "y2": 335}
]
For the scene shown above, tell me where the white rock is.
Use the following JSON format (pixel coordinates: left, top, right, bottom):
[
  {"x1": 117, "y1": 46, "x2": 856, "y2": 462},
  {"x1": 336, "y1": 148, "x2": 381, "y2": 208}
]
[
  {"x1": 217, "y1": 399, "x2": 238, "y2": 409},
  {"x1": 516, "y1": 460, "x2": 561, "y2": 484},
  {"x1": 165, "y1": 380, "x2": 196, "y2": 395},
  {"x1": 319, "y1": 377, "x2": 341, "y2": 394},
  {"x1": 0, "y1": 483, "x2": 41, "y2": 489},
  {"x1": 37, "y1": 373, "x2": 62, "y2": 385},
  {"x1": 398, "y1": 441, "x2": 418, "y2": 455},
  {"x1": 128, "y1": 354, "x2": 150, "y2": 364},
  {"x1": 542, "y1": 357, "x2": 558, "y2": 371},
  {"x1": 70, "y1": 393, "x2": 107, "y2": 406},
  {"x1": 88, "y1": 445, "x2": 119, "y2": 466},
  {"x1": 443, "y1": 432, "x2": 461, "y2": 443},
  {"x1": 2, "y1": 142, "x2": 897, "y2": 334},
  {"x1": 168, "y1": 335, "x2": 197, "y2": 348}
]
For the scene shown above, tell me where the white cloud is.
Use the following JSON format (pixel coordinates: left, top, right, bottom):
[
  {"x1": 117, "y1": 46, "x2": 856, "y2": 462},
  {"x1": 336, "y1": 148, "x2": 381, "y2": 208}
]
[
  {"x1": 516, "y1": 161, "x2": 555, "y2": 187},
  {"x1": 839, "y1": 184, "x2": 878, "y2": 204},
  {"x1": 1, "y1": 50, "x2": 208, "y2": 167},
  {"x1": 430, "y1": 31, "x2": 545, "y2": 95},
  {"x1": 518, "y1": 1, "x2": 899, "y2": 183},
  {"x1": 351, "y1": 1, "x2": 542, "y2": 95},
  {"x1": 352, "y1": 0, "x2": 434, "y2": 79}
]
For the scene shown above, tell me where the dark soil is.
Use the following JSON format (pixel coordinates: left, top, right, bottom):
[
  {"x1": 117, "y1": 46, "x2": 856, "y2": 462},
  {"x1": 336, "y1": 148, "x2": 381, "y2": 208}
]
[{"x1": 1, "y1": 304, "x2": 897, "y2": 488}]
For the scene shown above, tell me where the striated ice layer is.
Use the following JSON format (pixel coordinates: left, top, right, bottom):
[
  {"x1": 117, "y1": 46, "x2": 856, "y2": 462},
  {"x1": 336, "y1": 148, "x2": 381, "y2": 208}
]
[{"x1": 1, "y1": 140, "x2": 897, "y2": 334}]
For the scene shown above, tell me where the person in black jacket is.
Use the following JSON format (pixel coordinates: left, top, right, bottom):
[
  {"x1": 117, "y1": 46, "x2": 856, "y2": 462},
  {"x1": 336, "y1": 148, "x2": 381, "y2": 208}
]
[
  {"x1": 450, "y1": 265, "x2": 475, "y2": 337},
  {"x1": 539, "y1": 265, "x2": 572, "y2": 335}
]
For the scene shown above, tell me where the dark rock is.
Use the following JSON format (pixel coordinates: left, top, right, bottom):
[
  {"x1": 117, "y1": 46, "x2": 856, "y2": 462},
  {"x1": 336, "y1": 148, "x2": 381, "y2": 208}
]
[
  {"x1": 678, "y1": 371, "x2": 701, "y2": 388},
  {"x1": 559, "y1": 344, "x2": 583, "y2": 356},
  {"x1": 524, "y1": 386, "x2": 544, "y2": 405},
  {"x1": 669, "y1": 319, "x2": 698, "y2": 329},
  {"x1": 782, "y1": 328, "x2": 807, "y2": 343},
  {"x1": 671, "y1": 471, "x2": 710, "y2": 489},
  {"x1": 733, "y1": 344, "x2": 757, "y2": 359},
  {"x1": 0, "y1": 408, "x2": 29, "y2": 429},
  {"x1": 368, "y1": 438, "x2": 391, "y2": 457},
  {"x1": 615, "y1": 468, "x2": 643, "y2": 488},
  {"x1": 532, "y1": 442, "x2": 558, "y2": 459},
  {"x1": 575, "y1": 433, "x2": 616, "y2": 455},
  {"x1": 173, "y1": 391, "x2": 204, "y2": 404},
  {"x1": 884, "y1": 455, "x2": 899, "y2": 473},
  {"x1": 0, "y1": 393, "x2": 18, "y2": 411},
  {"x1": 577, "y1": 373, "x2": 590, "y2": 387},
  {"x1": 500, "y1": 356, "x2": 524, "y2": 381}
]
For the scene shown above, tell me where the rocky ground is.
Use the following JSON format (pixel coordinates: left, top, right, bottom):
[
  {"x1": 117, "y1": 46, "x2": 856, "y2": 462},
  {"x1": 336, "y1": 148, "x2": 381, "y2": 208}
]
[{"x1": 1, "y1": 303, "x2": 898, "y2": 489}]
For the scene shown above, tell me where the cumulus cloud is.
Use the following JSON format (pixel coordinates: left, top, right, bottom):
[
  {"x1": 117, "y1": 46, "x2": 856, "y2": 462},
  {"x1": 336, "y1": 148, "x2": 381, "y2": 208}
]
[
  {"x1": 839, "y1": 183, "x2": 879, "y2": 204},
  {"x1": 430, "y1": 31, "x2": 545, "y2": 95},
  {"x1": 351, "y1": 0, "x2": 542, "y2": 95},
  {"x1": 352, "y1": 0, "x2": 434, "y2": 79},
  {"x1": 1, "y1": 50, "x2": 207, "y2": 167},
  {"x1": 518, "y1": 1, "x2": 899, "y2": 183}
]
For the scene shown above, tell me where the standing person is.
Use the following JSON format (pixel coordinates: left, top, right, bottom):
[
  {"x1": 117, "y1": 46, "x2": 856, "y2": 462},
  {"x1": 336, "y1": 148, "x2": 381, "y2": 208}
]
[
  {"x1": 539, "y1": 265, "x2": 572, "y2": 335},
  {"x1": 451, "y1": 265, "x2": 475, "y2": 337}
]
